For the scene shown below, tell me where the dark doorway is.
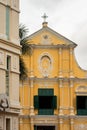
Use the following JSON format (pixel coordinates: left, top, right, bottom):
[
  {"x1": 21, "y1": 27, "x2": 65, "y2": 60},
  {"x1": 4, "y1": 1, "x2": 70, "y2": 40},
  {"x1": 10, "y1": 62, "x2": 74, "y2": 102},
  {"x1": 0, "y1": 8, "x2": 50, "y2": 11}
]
[{"x1": 35, "y1": 126, "x2": 55, "y2": 130}]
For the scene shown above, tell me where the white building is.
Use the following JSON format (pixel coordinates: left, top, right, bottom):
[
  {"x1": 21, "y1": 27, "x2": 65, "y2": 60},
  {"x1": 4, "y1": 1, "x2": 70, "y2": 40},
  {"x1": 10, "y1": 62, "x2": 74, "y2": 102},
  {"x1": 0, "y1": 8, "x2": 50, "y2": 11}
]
[{"x1": 0, "y1": 0, "x2": 20, "y2": 130}]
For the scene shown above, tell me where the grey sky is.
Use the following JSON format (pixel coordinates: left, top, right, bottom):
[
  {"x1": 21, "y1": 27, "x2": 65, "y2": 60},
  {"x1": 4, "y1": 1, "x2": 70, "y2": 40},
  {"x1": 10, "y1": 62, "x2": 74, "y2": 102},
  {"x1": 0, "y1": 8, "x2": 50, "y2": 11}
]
[{"x1": 20, "y1": 0, "x2": 87, "y2": 69}]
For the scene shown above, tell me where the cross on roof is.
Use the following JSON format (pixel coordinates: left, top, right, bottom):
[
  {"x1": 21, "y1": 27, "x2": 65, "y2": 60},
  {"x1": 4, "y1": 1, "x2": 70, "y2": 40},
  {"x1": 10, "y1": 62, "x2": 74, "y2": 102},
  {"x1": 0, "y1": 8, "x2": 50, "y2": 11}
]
[{"x1": 42, "y1": 13, "x2": 48, "y2": 22}]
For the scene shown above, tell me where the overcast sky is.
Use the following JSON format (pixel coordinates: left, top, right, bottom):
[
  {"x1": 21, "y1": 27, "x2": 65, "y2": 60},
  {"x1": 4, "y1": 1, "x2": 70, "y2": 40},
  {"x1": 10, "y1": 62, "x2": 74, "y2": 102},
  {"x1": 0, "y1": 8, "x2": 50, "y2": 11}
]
[{"x1": 20, "y1": 0, "x2": 87, "y2": 70}]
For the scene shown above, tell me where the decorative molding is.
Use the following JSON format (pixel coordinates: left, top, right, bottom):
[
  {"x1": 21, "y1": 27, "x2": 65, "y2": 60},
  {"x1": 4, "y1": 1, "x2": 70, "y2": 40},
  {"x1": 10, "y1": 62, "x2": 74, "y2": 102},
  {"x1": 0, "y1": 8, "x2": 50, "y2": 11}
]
[
  {"x1": 29, "y1": 77, "x2": 58, "y2": 82},
  {"x1": 59, "y1": 79, "x2": 63, "y2": 88},
  {"x1": 30, "y1": 106, "x2": 34, "y2": 116},
  {"x1": 70, "y1": 118, "x2": 74, "y2": 124},
  {"x1": 0, "y1": 39, "x2": 20, "y2": 51},
  {"x1": 10, "y1": 100, "x2": 20, "y2": 109},
  {"x1": 74, "y1": 124, "x2": 87, "y2": 130},
  {"x1": 0, "y1": 116, "x2": 3, "y2": 129},
  {"x1": 0, "y1": 43, "x2": 20, "y2": 56},
  {"x1": 30, "y1": 80, "x2": 34, "y2": 88},
  {"x1": 0, "y1": 51, "x2": 4, "y2": 65},
  {"x1": 13, "y1": 117, "x2": 18, "y2": 130},
  {"x1": 28, "y1": 44, "x2": 76, "y2": 49},
  {"x1": 59, "y1": 118, "x2": 63, "y2": 124},
  {"x1": 13, "y1": 56, "x2": 17, "y2": 69},
  {"x1": 70, "y1": 48, "x2": 73, "y2": 55},
  {"x1": 0, "y1": 94, "x2": 9, "y2": 110},
  {"x1": 76, "y1": 86, "x2": 87, "y2": 95},
  {"x1": 41, "y1": 34, "x2": 52, "y2": 45},
  {"x1": 33, "y1": 115, "x2": 58, "y2": 124},
  {"x1": 59, "y1": 48, "x2": 62, "y2": 54},
  {"x1": 11, "y1": 55, "x2": 19, "y2": 73},
  {"x1": 70, "y1": 80, "x2": 73, "y2": 87},
  {"x1": 29, "y1": 77, "x2": 87, "y2": 83},
  {"x1": 38, "y1": 52, "x2": 53, "y2": 77}
]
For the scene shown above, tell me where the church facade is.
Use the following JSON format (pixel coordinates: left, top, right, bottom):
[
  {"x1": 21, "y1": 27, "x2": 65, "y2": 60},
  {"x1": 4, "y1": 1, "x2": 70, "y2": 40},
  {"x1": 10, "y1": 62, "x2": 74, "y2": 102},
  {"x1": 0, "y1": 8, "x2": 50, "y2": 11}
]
[
  {"x1": 19, "y1": 21, "x2": 87, "y2": 130},
  {"x1": 0, "y1": 0, "x2": 20, "y2": 130}
]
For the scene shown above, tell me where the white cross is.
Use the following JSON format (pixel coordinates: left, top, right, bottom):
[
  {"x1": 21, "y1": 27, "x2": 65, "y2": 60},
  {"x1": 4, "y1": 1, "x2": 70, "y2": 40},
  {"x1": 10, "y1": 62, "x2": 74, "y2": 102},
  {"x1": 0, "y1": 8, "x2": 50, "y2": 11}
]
[{"x1": 42, "y1": 13, "x2": 48, "y2": 22}]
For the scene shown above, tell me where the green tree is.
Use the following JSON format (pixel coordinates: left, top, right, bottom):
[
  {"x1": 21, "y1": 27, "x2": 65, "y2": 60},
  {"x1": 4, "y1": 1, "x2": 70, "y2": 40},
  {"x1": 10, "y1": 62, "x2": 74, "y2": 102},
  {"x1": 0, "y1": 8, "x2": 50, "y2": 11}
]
[{"x1": 19, "y1": 24, "x2": 31, "y2": 81}]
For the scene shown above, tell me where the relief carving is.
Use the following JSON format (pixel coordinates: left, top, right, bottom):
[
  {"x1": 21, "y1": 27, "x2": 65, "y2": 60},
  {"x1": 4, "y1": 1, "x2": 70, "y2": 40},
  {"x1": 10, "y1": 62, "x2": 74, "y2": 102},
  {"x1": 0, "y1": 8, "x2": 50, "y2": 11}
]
[
  {"x1": 13, "y1": 117, "x2": 18, "y2": 130},
  {"x1": 0, "y1": 94, "x2": 9, "y2": 111},
  {"x1": 13, "y1": 56, "x2": 17, "y2": 69},
  {"x1": 0, "y1": 117, "x2": 3, "y2": 129},
  {"x1": 0, "y1": 52, "x2": 4, "y2": 65},
  {"x1": 41, "y1": 34, "x2": 52, "y2": 45},
  {"x1": 76, "y1": 86, "x2": 87, "y2": 94},
  {"x1": 39, "y1": 53, "x2": 53, "y2": 77}
]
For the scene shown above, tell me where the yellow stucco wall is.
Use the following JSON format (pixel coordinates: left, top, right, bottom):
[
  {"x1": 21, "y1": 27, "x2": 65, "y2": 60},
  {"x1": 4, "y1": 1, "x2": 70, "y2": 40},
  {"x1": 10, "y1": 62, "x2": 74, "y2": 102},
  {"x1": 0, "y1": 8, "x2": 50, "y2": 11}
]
[{"x1": 19, "y1": 23, "x2": 87, "y2": 130}]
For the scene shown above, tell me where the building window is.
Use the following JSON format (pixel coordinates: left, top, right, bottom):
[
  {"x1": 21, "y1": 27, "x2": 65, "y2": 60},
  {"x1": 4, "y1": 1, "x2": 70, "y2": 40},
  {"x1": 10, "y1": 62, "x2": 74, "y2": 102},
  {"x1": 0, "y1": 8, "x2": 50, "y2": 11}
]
[
  {"x1": 6, "y1": 6, "x2": 10, "y2": 39},
  {"x1": 6, "y1": 56, "x2": 11, "y2": 96},
  {"x1": 34, "y1": 89, "x2": 57, "y2": 115},
  {"x1": 76, "y1": 96, "x2": 87, "y2": 115},
  {"x1": 6, "y1": 118, "x2": 10, "y2": 130}
]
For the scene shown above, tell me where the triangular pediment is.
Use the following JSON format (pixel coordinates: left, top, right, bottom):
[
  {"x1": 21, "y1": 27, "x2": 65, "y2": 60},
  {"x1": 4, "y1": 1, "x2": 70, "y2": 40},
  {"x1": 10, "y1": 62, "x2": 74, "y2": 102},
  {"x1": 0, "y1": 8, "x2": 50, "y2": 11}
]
[{"x1": 27, "y1": 25, "x2": 77, "y2": 46}]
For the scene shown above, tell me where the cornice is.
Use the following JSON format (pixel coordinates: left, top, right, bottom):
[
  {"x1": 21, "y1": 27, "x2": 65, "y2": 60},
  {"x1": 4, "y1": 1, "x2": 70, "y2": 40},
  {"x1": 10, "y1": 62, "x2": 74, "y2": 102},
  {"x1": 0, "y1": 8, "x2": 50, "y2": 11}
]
[
  {"x1": 0, "y1": 39, "x2": 20, "y2": 49},
  {"x1": 28, "y1": 44, "x2": 77, "y2": 49},
  {"x1": 0, "y1": 1, "x2": 20, "y2": 13},
  {"x1": 29, "y1": 76, "x2": 87, "y2": 82},
  {"x1": 29, "y1": 77, "x2": 58, "y2": 82},
  {"x1": 74, "y1": 115, "x2": 87, "y2": 119},
  {"x1": 0, "y1": 39, "x2": 21, "y2": 54},
  {"x1": 19, "y1": 115, "x2": 58, "y2": 119},
  {"x1": 19, "y1": 114, "x2": 87, "y2": 119}
]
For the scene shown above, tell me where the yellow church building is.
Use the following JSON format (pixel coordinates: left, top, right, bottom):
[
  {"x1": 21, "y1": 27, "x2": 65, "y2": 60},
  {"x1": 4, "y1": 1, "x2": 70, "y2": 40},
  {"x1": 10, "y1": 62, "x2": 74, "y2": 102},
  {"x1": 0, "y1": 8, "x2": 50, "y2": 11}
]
[{"x1": 19, "y1": 18, "x2": 87, "y2": 130}]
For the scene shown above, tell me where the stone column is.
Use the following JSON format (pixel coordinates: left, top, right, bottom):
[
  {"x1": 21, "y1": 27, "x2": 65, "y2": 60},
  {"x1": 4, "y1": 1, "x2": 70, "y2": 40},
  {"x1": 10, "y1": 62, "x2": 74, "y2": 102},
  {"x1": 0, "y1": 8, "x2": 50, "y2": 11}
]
[
  {"x1": 30, "y1": 48, "x2": 34, "y2": 77},
  {"x1": 70, "y1": 118, "x2": 74, "y2": 130},
  {"x1": 59, "y1": 48, "x2": 63, "y2": 77},
  {"x1": 59, "y1": 118, "x2": 63, "y2": 130},
  {"x1": 59, "y1": 79, "x2": 63, "y2": 115},
  {"x1": 30, "y1": 118, "x2": 34, "y2": 130},
  {"x1": 69, "y1": 48, "x2": 73, "y2": 77},
  {"x1": 69, "y1": 80, "x2": 74, "y2": 115},
  {"x1": 30, "y1": 79, "x2": 34, "y2": 116}
]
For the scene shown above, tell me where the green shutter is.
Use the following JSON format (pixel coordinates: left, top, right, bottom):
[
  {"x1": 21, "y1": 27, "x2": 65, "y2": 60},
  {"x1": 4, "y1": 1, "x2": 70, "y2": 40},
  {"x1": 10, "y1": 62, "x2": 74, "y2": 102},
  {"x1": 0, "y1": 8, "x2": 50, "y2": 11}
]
[
  {"x1": 85, "y1": 96, "x2": 87, "y2": 109},
  {"x1": 76, "y1": 96, "x2": 78, "y2": 114},
  {"x1": 52, "y1": 96, "x2": 57, "y2": 109},
  {"x1": 6, "y1": 6, "x2": 10, "y2": 39},
  {"x1": 38, "y1": 89, "x2": 54, "y2": 96},
  {"x1": 76, "y1": 96, "x2": 79, "y2": 110},
  {"x1": 34, "y1": 96, "x2": 39, "y2": 109}
]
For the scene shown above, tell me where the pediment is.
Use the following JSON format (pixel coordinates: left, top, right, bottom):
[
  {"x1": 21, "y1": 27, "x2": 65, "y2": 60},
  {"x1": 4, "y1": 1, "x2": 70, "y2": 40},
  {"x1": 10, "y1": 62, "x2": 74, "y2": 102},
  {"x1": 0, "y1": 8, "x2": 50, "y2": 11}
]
[
  {"x1": 27, "y1": 26, "x2": 77, "y2": 46},
  {"x1": 76, "y1": 86, "x2": 87, "y2": 95}
]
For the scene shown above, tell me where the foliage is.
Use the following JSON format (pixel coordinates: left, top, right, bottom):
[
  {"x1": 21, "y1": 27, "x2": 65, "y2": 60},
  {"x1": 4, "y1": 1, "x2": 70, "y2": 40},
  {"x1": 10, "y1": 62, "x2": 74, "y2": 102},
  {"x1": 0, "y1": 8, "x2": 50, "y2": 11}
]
[
  {"x1": 19, "y1": 57, "x2": 28, "y2": 81},
  {"x1": 19, "y1": 24, "x2": 31, "y2": 81}
]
